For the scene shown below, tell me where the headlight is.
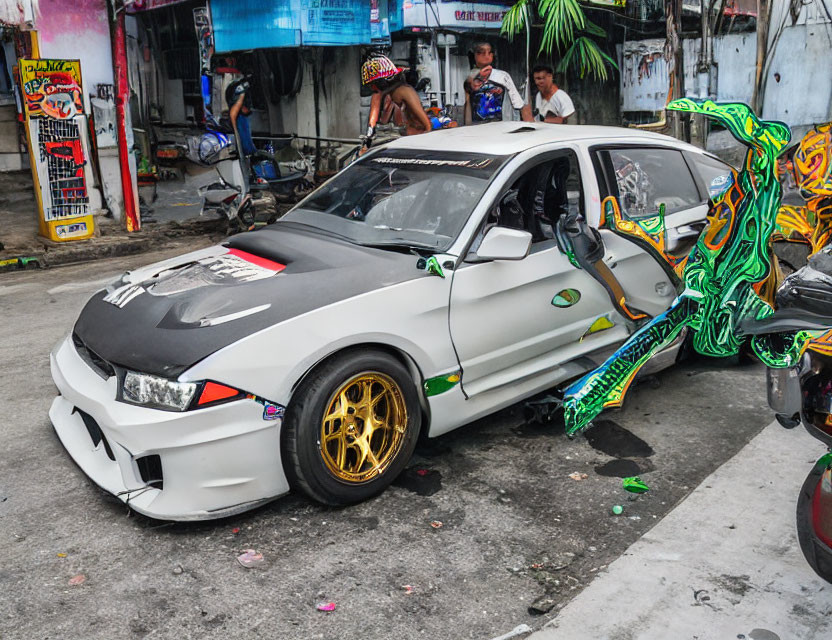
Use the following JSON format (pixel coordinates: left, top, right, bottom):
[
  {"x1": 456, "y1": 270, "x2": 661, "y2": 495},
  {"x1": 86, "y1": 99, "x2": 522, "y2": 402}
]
[{"x1": 122, "y1": 371, "x2": 198, "y2": 411}]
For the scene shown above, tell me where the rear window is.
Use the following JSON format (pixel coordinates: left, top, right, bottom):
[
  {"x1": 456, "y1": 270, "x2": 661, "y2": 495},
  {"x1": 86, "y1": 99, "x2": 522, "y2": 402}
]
[
  {"x1": 688, "y1": 152, "x2": 735, "y2": 200},
  {"x1": 604, "y1": 147, "x2": 703, "y2": 217}
]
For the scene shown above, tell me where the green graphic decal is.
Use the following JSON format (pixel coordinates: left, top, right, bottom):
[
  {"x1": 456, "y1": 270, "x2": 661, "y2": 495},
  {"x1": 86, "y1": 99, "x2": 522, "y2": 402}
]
[
  {"x1": 818, "y1": 452, "x2": 832, "y2": 469},
  {"x1": 564, "y1": 100, "x2": 793, "y2": 435},
  {"x1": 580, "y1": 316, "x2": 616, "y2": 341},
  {"x1": 424, "y1": 371, "x2": 461, "y2": 397},
  {"x1": 425, "y1": 256, "x2": 446, "y2": 279},
  {"x1": 552, "y1": 288, "x2": 582, "y2": 308}
]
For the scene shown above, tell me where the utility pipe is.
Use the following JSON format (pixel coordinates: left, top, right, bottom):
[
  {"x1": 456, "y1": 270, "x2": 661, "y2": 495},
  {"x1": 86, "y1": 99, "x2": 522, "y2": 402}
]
[
  {"x1": 444, "y1": 37, "x2": 451, "y2": 106},
  {"x1": 252, "y1": 135, "x2": 362, "y2": 144}
]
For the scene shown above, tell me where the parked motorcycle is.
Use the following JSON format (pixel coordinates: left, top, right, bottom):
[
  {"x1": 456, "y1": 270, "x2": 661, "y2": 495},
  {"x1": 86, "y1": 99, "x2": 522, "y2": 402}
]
[
  {"x1": 180, "y1": 128, "x2": 310, "y2": 231},
  {"x1": 742, "y1": 250, "x2": 832, "y2": 583},
  {"x1": 182, "y1": 129, "x2": 255, "y2": 231}
]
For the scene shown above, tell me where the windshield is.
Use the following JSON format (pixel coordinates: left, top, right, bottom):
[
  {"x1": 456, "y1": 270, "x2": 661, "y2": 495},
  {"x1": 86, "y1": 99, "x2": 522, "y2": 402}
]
[{"x1": 283, "y1": 149, "x2": 509, "y2": 252}]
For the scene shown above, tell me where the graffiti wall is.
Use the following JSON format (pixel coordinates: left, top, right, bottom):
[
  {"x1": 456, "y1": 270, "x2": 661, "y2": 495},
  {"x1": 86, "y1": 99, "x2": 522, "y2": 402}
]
[
  {"x1": 20, "y1": 59, "x2": 94, "y2": 241},
  {"x1": 20, "y1": 59, "x2": 84, "y2": 120}
]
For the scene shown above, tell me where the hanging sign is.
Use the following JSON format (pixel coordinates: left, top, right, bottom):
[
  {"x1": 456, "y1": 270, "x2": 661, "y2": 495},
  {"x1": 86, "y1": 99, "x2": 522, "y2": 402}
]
[{"x1": 402, "y1": 0, "x2": 514, "y2": 29}]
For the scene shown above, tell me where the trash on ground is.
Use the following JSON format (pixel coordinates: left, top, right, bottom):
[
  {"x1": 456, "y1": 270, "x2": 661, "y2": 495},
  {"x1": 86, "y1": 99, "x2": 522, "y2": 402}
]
[
  {"x1": 401, "y1": 584, "x2": 414, "y2": 595},
  {"x1": 528, "y1": 594, "x2": 557, "y2": 615},
  {"x1": 430, "y1": 520, "x2": 443, "y2": 529},
  {"x1": 416, "y1": 469, "x2": 429, "y2": 476},
  {"x1": 68, "y1": 574, "x2": 86, "y2": 586},
  {"x1": 568, "y1": 472, "x2": 588, "y2": 481},
  {"x1": 56, "y1": 553, "x2": 67, "y2": 558},
  {"x1": 489, "y1": 623, "x2": 533, "y2": 640},
  {"x1": 623, "y1": 476, "x2": 650, "y2": 493},
  {"x1": 231, "y1": 527, "x2": 241, "y2": 534},
  {"x1": 612, "y1": 504, "x2": 624, "y2": 515},
  {"x1": 236, "y1": 549, "x2": 264, "y2": 568},
  {"x1": 316, "y1": 602, "x2": 336, "y2": 612}
]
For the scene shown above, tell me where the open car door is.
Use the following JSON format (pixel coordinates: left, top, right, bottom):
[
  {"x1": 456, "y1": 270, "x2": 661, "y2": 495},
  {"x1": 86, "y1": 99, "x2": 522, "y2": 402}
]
[{"x1": 589, "y1": 145, "x2": 718, "y2": 312}]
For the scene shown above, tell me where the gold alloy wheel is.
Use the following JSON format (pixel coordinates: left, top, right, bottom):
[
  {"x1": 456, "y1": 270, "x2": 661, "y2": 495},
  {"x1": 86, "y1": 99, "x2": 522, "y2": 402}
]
[{"x1": 319, "y1": 372, "x2": 408, "y2": 483}]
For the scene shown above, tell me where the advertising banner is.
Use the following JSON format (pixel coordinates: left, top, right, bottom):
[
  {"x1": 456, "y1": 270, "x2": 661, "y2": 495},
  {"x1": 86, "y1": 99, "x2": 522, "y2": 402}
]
[
  {"x1": 301, "y1": 0, "x2": 372, "y2": 46},
  {"x1": 401, "y1": 0, "x2": 513, "y2": 30}
]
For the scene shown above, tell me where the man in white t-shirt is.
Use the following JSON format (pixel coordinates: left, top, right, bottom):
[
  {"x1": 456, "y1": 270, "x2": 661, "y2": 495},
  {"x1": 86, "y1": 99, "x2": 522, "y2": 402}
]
[
  {"x1": 533, "y1": 64, "x2": 575, "y2": 124},
  {"x1": 463, "y1": 42, "x2": 533, "y2": 125}
]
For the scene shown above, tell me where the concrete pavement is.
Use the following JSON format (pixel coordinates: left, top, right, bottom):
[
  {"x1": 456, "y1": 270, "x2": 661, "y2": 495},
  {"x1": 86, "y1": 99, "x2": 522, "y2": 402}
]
[
  {"x1": 527, "y1": 420, "x2": 832, "y2": 640},
  {"x1": 1, "y1": 247, "x2": 784, "y2": 640}
]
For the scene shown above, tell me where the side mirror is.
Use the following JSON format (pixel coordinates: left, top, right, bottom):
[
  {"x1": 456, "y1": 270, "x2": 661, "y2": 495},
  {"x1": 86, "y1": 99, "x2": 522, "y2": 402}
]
[{"x1": 473, "y1": 226, "x2": 532, "y2": 261}]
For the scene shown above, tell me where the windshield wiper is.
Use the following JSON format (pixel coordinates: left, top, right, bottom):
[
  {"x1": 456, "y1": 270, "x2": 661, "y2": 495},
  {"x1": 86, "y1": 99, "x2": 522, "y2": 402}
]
[{"x1": 358, "y1": 239, "x2": 439, "y2": 252}]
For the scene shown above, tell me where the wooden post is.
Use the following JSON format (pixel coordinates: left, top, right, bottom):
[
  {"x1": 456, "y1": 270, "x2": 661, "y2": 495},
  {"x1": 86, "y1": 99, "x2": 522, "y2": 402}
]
[
  {"x1": 751, "y1": 0, "x2": 769, "y2": 115},
  {"x1": 665, "y1": 0, "x2": 687, "y2": 141},
  {"x1": 108, "y1": 0, "x2": 140, "y2": 232}
]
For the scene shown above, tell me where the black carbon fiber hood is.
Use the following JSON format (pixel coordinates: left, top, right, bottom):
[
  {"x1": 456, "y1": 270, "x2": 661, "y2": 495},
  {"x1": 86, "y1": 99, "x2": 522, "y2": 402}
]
[{"x1": 73, "y1": 222, "x2": 425, "y2": 377}]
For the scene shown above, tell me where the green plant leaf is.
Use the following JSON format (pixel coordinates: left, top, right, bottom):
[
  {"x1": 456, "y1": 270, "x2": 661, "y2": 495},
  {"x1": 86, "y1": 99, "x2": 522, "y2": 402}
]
[
  {"x1": 583, "y1": 20, "x2": 607, "y2": 38},
  {"x1": 506, "y1": 0, "x2": 616, "y2": 83},
  {"x1": 500, "y1": 0, "x2": 530, "y2": 39},
  {"x1": 557, "y1": 37, "x2": 617, "y2": 81}
]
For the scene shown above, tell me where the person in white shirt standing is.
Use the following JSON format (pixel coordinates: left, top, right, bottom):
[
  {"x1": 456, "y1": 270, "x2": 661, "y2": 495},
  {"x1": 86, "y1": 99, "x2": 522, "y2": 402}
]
[
  {"x1": 533, "y1": 64, "x2": 575, "y2": 124},
  {"x1": 463, "y1": 42, "x2": 533, "y2": 125}
]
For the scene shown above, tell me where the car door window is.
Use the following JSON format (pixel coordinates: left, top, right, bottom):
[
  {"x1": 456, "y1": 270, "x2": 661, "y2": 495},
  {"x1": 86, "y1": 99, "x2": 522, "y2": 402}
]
[
  {"x1": 687, "y1": 152, "x2": 735, "y2": 200},
  {"x1": 481, "y1": 150, "x2": 584, "y2": 245},
  {"x1": 605, "y1": 148, "x2": 702, "y2": 218}
]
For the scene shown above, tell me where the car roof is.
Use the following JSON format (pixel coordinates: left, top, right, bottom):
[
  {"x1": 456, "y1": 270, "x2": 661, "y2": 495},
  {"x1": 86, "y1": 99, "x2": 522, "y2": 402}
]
[{"x1": 384, "y1": 121, "x2": 700, "y2": 156}]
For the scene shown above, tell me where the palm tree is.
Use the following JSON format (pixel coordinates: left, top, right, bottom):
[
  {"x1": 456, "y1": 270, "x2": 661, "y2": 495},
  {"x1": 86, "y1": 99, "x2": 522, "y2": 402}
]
[{"x1": 502, "y1": 0, "x2": 618, "y2": 82}]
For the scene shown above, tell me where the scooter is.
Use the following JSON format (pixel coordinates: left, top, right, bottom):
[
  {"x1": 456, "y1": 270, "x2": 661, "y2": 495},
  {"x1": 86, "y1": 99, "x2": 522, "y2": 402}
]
[
  {"x1": 183, "y1": 125, "x2": 312, "y2": 232},
  {"x1": 182, "y1": 128, "x2": 255, "y2": 231},
  {"x1": 742, "y1": 249, "x2": 832, "y2": 583}
]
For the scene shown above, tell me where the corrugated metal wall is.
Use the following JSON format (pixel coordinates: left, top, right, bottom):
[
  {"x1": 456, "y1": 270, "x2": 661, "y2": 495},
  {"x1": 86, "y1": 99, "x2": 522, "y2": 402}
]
[{"x1": 620, "y1": 20, "x2": 832, "y2": 127}]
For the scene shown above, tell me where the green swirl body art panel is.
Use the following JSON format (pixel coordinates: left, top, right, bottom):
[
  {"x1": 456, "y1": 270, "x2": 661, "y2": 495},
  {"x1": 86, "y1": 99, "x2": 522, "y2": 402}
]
[{"x1": 563, "y1": 100, "x2": 792, "y2": 435}]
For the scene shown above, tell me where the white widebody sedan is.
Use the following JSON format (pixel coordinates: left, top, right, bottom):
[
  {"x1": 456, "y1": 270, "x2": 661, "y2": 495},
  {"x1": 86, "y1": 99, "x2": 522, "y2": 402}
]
[{"x1": 50, "y1": 122, "x2": 731, "y2": 520}]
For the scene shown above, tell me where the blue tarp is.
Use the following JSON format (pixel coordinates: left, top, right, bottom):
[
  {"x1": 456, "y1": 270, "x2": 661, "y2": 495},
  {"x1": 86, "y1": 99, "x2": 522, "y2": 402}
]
[
  {"x1": 213, "y1": 0, "x2": 301, "y2": 52},
  {"x1": 370, "y1": 0, "x2": 404, "y2": 42},
  {"x1": 302, "y1": 0, "x2": 372, "y2": 45},
  {"x1": 212, "y1": 0, "x2": 375, "y2": 51},
  {"x1": 388, "y1": 0, "x2": 403, "y2": 32}
]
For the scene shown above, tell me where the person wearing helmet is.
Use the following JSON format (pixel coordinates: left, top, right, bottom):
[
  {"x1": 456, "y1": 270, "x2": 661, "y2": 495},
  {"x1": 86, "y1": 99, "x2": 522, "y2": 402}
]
[
  {"x1": 226, "y1": 77, "x2": 256, "y2": 156},
  {"x1": 360, "y1": 55, "x2": 433, "y2": 153}
]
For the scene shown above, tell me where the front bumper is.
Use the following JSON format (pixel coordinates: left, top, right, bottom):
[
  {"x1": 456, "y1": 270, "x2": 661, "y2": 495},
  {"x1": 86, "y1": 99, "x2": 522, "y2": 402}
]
[{"x1": 49, "y1": 335, "x2": 290, "y2": 520}]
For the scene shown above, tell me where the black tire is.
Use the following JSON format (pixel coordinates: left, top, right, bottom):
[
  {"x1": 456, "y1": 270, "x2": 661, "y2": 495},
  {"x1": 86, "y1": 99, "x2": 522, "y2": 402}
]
[
  {"x1": 282, "y1": 349, "x2": 422, "y2": 506},
  {"x1": 796, "y1": 461, "x2": 832, "y2": 583}
]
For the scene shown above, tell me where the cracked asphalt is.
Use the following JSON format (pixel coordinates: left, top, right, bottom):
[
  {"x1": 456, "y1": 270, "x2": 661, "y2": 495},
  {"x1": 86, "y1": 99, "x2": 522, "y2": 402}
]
[{"x1": 0, "y1": 247, "x2": 773, "y2": 639}]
